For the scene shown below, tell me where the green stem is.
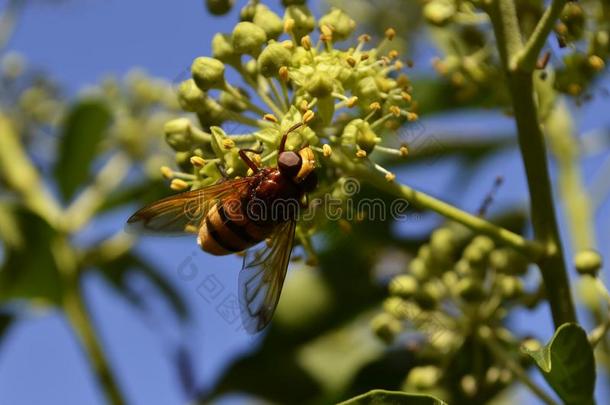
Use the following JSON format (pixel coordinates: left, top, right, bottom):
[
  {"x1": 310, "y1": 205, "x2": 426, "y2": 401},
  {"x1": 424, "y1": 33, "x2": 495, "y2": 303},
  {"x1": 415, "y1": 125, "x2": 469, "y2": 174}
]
[
  {"x1": 329, "y1": 152, "x2": 545, "y2": 260},
  {"x1": 487, "y1": 0, "x2": 577, "y2": 326},
  {"x1": 53, "y1": 237, "x2": 125, "y2": 405},
  {"x1": 513, "y1": 0, "x2": 567, "y2": 71}
]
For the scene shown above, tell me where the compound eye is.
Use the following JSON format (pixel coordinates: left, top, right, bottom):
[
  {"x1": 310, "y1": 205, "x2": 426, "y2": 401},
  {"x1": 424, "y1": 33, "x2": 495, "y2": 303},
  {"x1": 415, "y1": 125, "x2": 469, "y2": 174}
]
[{"x1": 278, "y1": 151, "x2": 301, "y2": 178}]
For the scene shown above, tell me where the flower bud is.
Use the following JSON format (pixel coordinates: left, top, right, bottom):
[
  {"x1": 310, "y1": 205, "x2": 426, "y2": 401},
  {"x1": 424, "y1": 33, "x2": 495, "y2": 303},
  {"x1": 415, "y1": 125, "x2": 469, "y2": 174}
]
[
  {"x1": 409, "y1": 257, "x2": 429, "y2": 280},
  {"x1": 211, "y1": 33, "x2": 239, "y2": 65},
  {"x1": 164, "y1": 118, "x2": 192, "y2": 151},
  {"x1": 284, "y1": 5, "x2": 315, "y2": 41},
  {"x1": 342, "y1": 119, "x2": 380, "y2": 153},
  {"x1": 497, "y1": 275, "x2": 524, "y2": 299},
  {"x1": 253, "y1": 5, "x2": 284, "y2": 40},
  {"x1": 423, "y1": 0, "x2": 456, "y2": 27},
  {"x1": 257, "y1": 42, "x2": 292, "y2": 77},
  {"x1": 575, "y1": 249, "x2": 603, "y2": 276},
  {"x1": 389, "y1": 275, "x2": 418, "y2": 299},
  {"x1": 191, "y1": 57, "x2": 226, "y2": 91},
  {"x1": 489, "y1": 247, "x2": 528, "y2": 275},
  {"x1": 177, "y1": 79, "x2": 207, "y2": 112},
  {"x1": 455, "y1": 277, "x2": 484, "y2": 302},
  {"x1": 430, "y1": 227, "x2": 458, "y2": 259},
  {"x1": 232, "y1": 22, "x2": 267, "y2": 56},
  {"x1": 355, "y1": 76, "x2": 381, "y2": 106},
  {"x1": 205, "y1": 0, "x2": 234, "y2": 15},
  {"x1": 371, "y1": 313, "x2": 402, "y2": 344},
  {"x1": 405, "y1": 366, "x2": 441, "y2": 390},
  {"x1": 560, "y1": 2, "x2": 585, "y2": 41},
  {"x1": 305, "y1": 72, "x2": 334, "y2": 97},
  {"x1": 414, "y1": 281, "x2": 442, "y2": 310},
  {"x1": 318, "y1": 8, "x2": 356, "y2": 41}
]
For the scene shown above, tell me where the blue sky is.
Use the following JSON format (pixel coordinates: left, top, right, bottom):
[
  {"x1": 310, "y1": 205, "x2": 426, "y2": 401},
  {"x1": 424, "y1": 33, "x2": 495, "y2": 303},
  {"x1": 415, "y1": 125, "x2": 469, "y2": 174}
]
[{"x1": 1, "y1": 1, "x2": 610, "y2": 404}]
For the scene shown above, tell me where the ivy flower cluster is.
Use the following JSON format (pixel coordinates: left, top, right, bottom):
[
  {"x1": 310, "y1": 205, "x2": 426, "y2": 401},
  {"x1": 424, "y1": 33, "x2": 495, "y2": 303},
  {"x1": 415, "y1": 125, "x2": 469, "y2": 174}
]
[
  {"x1": 371, "y1": 222, "x2": 540, "y2": 401},
  {"x1": 161, "y1": 2, "x2": 417, "y2": 196},
  {"x1": 420, "y1": 0, "x2": 609, "y2": 103}
]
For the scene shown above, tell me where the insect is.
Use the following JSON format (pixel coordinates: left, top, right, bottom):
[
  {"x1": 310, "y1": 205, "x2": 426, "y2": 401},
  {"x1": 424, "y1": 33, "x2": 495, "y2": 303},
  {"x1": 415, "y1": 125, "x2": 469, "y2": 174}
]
[{"x1": 126, "y1": 123, "x2": 317, "y2": 333}]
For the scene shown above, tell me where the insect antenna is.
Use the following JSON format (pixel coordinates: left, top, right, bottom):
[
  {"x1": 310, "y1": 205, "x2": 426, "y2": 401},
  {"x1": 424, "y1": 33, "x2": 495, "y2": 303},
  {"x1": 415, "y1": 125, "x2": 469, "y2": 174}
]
[
  {"x1": 279, "y1": 122, "x2": 305, "y2": 153},
  {"x1": 477, "y1": 176, "x2": 504, "y2": 217}
]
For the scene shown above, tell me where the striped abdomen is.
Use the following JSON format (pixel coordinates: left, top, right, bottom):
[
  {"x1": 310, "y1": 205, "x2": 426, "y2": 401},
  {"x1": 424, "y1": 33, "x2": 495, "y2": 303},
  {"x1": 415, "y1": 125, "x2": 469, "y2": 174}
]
[{"x1": 197, "y1": 197, "x2": 274, "y2": 255}]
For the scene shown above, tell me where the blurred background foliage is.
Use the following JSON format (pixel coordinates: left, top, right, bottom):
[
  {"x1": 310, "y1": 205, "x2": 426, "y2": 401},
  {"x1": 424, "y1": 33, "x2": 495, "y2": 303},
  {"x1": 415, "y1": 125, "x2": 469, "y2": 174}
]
[{"x1": 1, "y1": 0, "x2": 610, "y2": 404}]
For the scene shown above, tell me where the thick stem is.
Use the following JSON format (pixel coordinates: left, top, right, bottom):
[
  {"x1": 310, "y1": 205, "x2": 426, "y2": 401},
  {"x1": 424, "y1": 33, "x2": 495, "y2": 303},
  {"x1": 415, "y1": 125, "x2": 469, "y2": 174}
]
[
  {"x1": 487, "y1": 0, "x2": 577, "y2": 326},
  {"x1": 514, "y1": 0, "x2": 568, "y2": 71},
  {"x1": 506, "y1": 72, "x2": 576, "y2": 326}
]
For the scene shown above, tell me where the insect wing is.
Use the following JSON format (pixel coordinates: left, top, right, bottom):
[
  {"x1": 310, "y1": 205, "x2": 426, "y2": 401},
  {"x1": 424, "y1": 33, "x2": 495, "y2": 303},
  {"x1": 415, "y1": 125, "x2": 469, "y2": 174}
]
[
  {"x1": 126, "y1": 178, "x2": 252, "y2": 235},
  {"x1": 238, "y1": 220, "x2": 297, "y2": 333}
]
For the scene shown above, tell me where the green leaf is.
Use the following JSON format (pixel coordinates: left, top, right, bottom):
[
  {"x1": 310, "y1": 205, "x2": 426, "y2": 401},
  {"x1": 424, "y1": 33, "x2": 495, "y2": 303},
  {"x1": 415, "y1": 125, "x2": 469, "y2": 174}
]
[
  {"x1": 521, "y1": 323, "x2": 595, "y2": 405},
  {"x1": 337, "y1": 389, "x2": 447, "y2": 405},
  {"x1": 54, "y1": 99, "x2": 113, "y2": 200},
  {"x1": 0, "y1": 207, "x2": 63, "y2": 305}
]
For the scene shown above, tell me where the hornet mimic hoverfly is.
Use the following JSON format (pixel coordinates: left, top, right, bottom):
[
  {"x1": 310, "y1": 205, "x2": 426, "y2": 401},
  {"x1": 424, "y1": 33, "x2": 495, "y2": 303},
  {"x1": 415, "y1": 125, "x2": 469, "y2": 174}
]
[{"x1": 127, "y1": 123, "x2": 317, "y2": 333}]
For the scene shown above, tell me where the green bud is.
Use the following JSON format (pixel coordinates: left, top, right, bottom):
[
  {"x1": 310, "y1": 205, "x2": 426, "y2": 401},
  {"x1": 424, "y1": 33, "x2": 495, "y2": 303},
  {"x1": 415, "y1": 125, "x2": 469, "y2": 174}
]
[
  {"x1": 423, "y1": 0, "x2": 456, "y2": 27},
  {"x1": 164, "y1": 118, "x2": 192, "y2": 151},
  {"x1": 389, "y1": 275, "x2": 418, "y2": 299},
  {"x1": 342, "y1": 119, "x2": 380, "y2": 153},
  {"x1": 232, "y1": 22, "x2": 267, "y2": 56},
  {"x1": 496, "y1": 275, "x2": 524, "y2": 299},
  {"x1": 211, "y1": 33, "x2": 239, "y2": 65},
  {"x1": 284, "y1": 5, "x2": 315, "y2": 41},
  {"x1": 414, "y1": 281, "x2": 442, "y2": 310},
  {"x1": 471, "y1": 235, "x2": 495, "y2": 253},
  {"x1": 454, "y1": 258, "x2": 472, "y2": 277},
  {"x1": 574, "y1": 249, "x2": 603, "y2": 276},
  {"x1": 405, "y1": 366, "x2": 441, "y2": 390},
  {"x1": 244, "y1": 59, "x2": 259, "y2": 81},
  {"x1": 560, "y1": 3, "x2": 585, "y2": 41},
  {"x1": 383, "y1": 297, "x2": 412, "y2": 320},
  {"x1": 355, "y1": 76, "x2": 381, "y2": 106},
  {"x1": 191, "y1": 57, "x2": 226, "y2": 91},
  {"x1": 463, "y1": 236, "x2": 494, "y2": 267},
  {"x1": 305, "y1": 71, "x2": 334, "y2": 98},
  {"x1": 219, "y1": 88, "x2": 248, "y2": 112},
  {"x1": 455, "y1": 278, "x2": 484, "y2": 302},
  {"x1": 489, "y1": 247, "x2": 528, "y2": 275},
  {"x1": 239, "y1": 1, "x2": 257, "y2": 21},
  {"x1": 205, "y1": 0, "x2": 234, "y2": 15},
  {"x1": 409, "y1": 257, "x2": 429, "y2": 280},
  {"x1": 253, "y1": 5, "x2": 284, "y2": 40},
  {"x1": 177, "y1": 79, "x2": 207, "y2": 112},
  {"x1": 430, "y1": 227, "x2": 458, "y2": 259},
  {"x1": 257, "y1": 42, "x2": 292, "y2": 77},
  {"x1": 318, "y1": 8, "x2": 356, "y2": 41},
  {"x1": 371, "y1": 313, "x2": 402, "y2": 344}
]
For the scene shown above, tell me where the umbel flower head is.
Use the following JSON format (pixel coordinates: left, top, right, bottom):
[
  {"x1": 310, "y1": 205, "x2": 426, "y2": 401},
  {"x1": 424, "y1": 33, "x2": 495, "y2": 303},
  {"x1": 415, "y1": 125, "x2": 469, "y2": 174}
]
[{"x1": 163, "y1": 2, "x2": 419, "y2": 220}]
